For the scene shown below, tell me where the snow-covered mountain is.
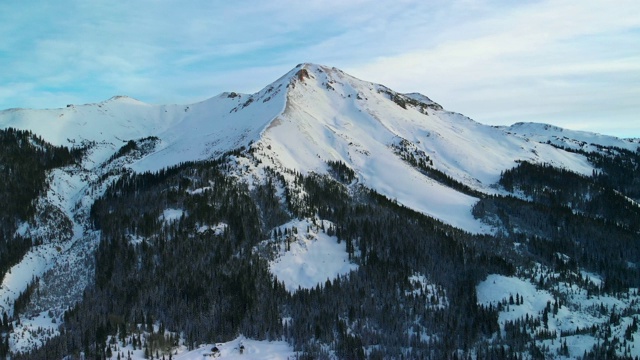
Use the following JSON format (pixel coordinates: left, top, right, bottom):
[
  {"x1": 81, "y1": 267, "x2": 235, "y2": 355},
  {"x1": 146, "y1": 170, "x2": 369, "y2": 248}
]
[
  {"x1": 1, "y1": 64, "x2": 635, "y2": 232},
  {"x1": 1, "y1": 63, "x2": 639, "y2": 359}
]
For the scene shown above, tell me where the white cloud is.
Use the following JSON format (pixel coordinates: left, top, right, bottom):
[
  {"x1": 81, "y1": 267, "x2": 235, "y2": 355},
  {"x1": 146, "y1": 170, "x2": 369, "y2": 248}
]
[{"x1": 344, "y1": 0, "x2": 640, "y2": 137}]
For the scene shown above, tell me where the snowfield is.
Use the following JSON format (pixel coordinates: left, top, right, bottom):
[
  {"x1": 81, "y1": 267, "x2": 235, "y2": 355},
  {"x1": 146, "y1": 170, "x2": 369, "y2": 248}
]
[
  {"x1": 258, "y1": 218, "x2": 358, "y2": 293},
  {"x1": 80, "y1": 333, "x2": 296, "y2": 360},
  {"x1": 160, "y1": 208, "x2": 185, "y2": 223},
  {"x1": 172, "y1": 337, "x2": 295, "y2": 360},
  {"x1": 477, "y1": 274, "x2": 555, "y2": 324}
]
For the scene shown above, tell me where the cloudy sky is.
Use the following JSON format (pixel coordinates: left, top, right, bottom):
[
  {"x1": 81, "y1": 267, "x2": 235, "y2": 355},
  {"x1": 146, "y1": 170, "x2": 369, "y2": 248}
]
[{"x1": 1, "y1": 0, "x2": 638, "y2": 137}]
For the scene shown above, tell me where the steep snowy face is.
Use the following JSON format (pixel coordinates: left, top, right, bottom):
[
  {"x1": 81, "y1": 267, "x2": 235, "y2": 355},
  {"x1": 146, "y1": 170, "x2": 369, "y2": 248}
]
[
  {"x1": 259, "y1": 64, "x2": 595, "y2": 187},
  {"x1": 248, "y1": 64, "x2": 600, "y2": 232}
]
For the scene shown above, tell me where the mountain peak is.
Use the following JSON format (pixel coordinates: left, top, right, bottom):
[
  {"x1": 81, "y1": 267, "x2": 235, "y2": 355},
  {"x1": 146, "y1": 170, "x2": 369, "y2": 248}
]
[
  {"x1": 285, "y1": 63, "x2": 328, "y2": 84},
  {"x1": 277, "y1": 64, "x2": 444, "y2": 114},
  {"x1": 105, "y1": 95, "x2": 146, "y2": 105},
  {"x1": 294, "y1": 67, "x2": 311, "y2": 82}
]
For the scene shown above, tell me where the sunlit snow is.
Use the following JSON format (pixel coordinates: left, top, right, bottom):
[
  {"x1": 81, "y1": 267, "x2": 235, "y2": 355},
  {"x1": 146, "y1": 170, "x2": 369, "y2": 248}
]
[
  {"x1": 260, "y1": 219, "x2": 358, "y2": 292},
  {"x1": 160, "y1": 208, "x2": 185, "y2": 223}
]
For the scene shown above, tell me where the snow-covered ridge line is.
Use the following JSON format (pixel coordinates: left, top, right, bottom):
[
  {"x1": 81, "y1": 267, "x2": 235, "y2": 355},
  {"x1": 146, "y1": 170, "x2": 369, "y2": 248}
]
[{"x1": 504, "y1": 122, "x2": 640, "y2": 152}]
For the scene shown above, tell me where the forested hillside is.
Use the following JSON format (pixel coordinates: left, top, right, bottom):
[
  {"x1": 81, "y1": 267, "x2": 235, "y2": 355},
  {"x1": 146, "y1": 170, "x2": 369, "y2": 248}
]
[
  {"x1": 0, "y1": 128, "x2": 81, "y2": 285},
  {"x1": 17, "y1": 151, "x2": 515, "y2": 359},
  {"x1": 14, "y1": 139, "x2": 640, "y2": 359}
]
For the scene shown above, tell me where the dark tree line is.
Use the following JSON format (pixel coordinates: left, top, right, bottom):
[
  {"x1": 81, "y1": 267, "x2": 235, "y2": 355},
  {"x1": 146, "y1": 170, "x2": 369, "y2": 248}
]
[
  {"x1": 391, "y1": 139, "x2": 484, "y2": 198},
  {"x1": 484, "y1": 156, "x2": 640, "y2": 293},
  {"x1": 544, "y1": 142, "x2": 640, "y2": 200},
  {"x1": 474, "y1": 196, "x2": 640, "y2": 293},
  {"x1": 500, "y1": 160, "x2": 640, "y2": 232}
]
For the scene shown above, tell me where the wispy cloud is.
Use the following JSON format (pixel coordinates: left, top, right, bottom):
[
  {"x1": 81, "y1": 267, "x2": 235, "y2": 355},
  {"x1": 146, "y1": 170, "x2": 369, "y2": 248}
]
[{"x1": 346, "y1": 0, "x2": 640, "y2": 137}]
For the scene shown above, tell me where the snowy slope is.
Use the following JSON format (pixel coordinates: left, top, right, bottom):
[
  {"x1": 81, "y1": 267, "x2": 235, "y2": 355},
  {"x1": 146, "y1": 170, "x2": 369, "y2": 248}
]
[
  {"x1": 477, "y1": 271, "x2": 640, "y2": 359},
  {"x1": 0, "y1": 89, "x2": 285, "y2": 172},
  {"x1": 0, "y1": 96, "x2": 173, "y2": 147},
  {"x1": 258, "y1": 65, "x2": 596, "y2": 183},
  {"x1": 0, "y1": 140, "x2": 158, "y2": 351},
  {"x1": 255, "y1": 218, "x2": 358, "y2": 292},
  {"x1": 250, "y1": 64, "x2": 598, "y2": 232},
  {"x1": 504, "y1": 122, "x2": 640, "y2": 153}
]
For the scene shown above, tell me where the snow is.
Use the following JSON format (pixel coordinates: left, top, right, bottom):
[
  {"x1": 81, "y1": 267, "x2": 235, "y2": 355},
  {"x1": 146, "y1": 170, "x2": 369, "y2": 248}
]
[
  {"x1": 478, "y1": 272, "x2": 640, "y2": 359},
  {"x1": 102, "y1": 335, "x2": 294, "y2": 360},
  {"x1": 580, "y1": 270, "x2": 603, "y2": 287},
  {"x1": 406, "y1": 273, "x2": 449, "y2": 309},
  {"x1": 403, "y1": 92, "x2": 439, "y2": 107},
  {"x1": 0, "y1": 245, "x2": 58, "y2": 317},
  {"x1": 188, "y1": 186, "x2": 211, "y2": 195},
  {"x1": 197, "y1": 222, "x2": 228, "y2": 236},
  {"x1": 0, "y1": 159, "x2": 95, "y2": 317},
  {"x1": 506, "y1": 122, "x2": 640, "y2": 152},
  {"x1": 160, "y1": 208, "x2": 185, "y2": 222},
  {"x1": 0, "y1": 140, "x2": 148, "y2": 352},
  {"x1": 356, "y1": 147, "x2": 489, "y2": 233},
  {"x1": 254, "y1": 64, "x2": 603, "y2": 233},
  {"x1": 259, "y1": 218, "x2": 358, "y2": 292},
  {"x1": 9, "y1": 310, "x2": 60, "y2": 354},
  {"x1": 477, "y1": 274, "x2": 554, "y2": 323},
  {"x1": 172, "y1": 337, "x2": 295, "y2": 360},
  {"x1": 0, "y1": 63, "x2": 622, "y2": 234}
]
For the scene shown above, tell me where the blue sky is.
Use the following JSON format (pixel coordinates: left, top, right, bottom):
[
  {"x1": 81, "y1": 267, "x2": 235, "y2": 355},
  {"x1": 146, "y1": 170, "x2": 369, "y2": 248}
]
[{"x1": 1, "y1": 0, "x2": 638, "y2": 137}]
